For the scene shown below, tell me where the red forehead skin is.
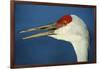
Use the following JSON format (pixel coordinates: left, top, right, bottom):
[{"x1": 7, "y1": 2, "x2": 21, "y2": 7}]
[{"x1": 56, "y1": 15, "x2": 72, "y2": 28}]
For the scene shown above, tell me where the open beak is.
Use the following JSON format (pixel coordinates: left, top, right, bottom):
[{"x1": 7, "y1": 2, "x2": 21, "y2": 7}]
[{"x1": 19, "y1": 23, "x2": 57, "y2": 40}]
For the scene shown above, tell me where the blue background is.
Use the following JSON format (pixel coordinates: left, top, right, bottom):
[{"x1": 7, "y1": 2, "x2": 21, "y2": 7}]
[{"x1": 14, "y1": 3, "x2": 95, "y2": 65}]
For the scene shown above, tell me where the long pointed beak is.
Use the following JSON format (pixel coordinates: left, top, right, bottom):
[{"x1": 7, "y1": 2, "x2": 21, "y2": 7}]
[{"x1": 19, "y1": 24, "x2": 56, "y2": 39}]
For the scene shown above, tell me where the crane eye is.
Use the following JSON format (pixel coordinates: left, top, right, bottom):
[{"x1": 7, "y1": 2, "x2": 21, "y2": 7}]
[
  {"x1": 63, "y1": 23, "x2": 66, "y2": 25},
  {"x1": 63, "y1": 20, "x2": 67, "y2": 25}
]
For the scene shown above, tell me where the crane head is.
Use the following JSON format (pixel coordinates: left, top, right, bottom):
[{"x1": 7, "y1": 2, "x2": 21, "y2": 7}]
[{"x1": 19, "y1": 15, "x2": 85, "y2": 40}]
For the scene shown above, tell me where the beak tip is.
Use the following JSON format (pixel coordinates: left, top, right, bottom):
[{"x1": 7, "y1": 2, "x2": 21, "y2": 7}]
[
  {"x1": 19, "y1": 31, "x2": 26, "y2": 33},
  {"x1": 22, "y1": 37, "x2": 28, "y2": 40}
]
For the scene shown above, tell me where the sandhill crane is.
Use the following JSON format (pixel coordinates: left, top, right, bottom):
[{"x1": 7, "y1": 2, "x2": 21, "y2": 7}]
[{"x1": 20, "y1": 15, "x2": 89, "y2": 62}]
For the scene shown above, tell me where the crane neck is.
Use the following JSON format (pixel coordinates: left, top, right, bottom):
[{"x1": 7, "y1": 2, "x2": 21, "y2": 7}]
[{"x1": 70, "y1": 37, "x2": 89, "y2": 62}]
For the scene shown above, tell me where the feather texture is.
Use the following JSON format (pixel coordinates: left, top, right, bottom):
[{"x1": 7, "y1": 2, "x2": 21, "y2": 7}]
[{"x1": 49, "y1": 15, "x2": 89, "y2": 62}]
